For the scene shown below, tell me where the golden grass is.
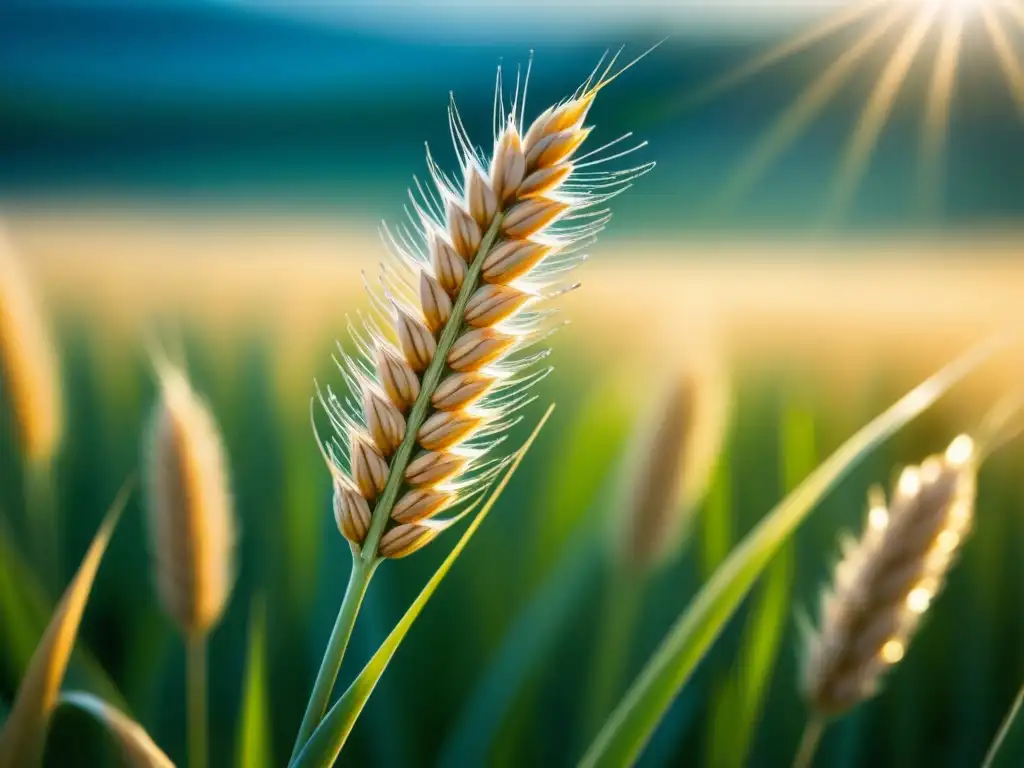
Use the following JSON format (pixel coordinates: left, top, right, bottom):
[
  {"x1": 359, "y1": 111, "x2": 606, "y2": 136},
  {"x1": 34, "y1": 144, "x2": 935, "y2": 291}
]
[{"x1": 8, "y1": 209, "x2": 1024, "y2": 400}]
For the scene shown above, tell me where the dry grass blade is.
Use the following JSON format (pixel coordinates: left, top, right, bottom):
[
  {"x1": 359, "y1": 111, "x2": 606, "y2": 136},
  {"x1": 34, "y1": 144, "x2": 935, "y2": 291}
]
[
  {"x1": 0, "y1": 222, "x2": 63, "y2": 465},
  {"x1": 59, "y1": 691, "x2": 174, "y2": 768},
  {"x1": 0, "y1": 479, "x2": 132, "y2": 768}
]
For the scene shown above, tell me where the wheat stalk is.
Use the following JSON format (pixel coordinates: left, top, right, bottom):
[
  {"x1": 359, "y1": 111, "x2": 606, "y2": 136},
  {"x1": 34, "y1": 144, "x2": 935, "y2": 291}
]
[
  {"x1": 293, "y1": 49, "x2": 655, "y2": 759},
  {"x1": 799, "y1": 433, "x2": 977, "y2": 741},
  {"x1": 143, "y1": 355, "x2": 235, "y2": 768}
]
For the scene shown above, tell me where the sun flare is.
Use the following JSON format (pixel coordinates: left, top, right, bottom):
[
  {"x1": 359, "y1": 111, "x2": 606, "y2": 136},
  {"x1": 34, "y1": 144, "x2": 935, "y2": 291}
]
[{"x1": 698, "y1": 0, "x2": 1024, "y2": 219}]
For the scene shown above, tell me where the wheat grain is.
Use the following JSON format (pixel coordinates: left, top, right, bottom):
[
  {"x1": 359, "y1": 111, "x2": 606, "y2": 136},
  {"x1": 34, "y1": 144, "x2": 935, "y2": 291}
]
[
  {"x1": 143, "y1": 357, "x2": 236, "y2": 638},
  {"x1": 0, "y1": 223, "x2": 63, "y2": 465},
  {"x1": 315, "y1": 50, "x2": 654, "y2": 560},
  {"x1": 802, "y1": 434, "x2": 977, "y2": 717}
]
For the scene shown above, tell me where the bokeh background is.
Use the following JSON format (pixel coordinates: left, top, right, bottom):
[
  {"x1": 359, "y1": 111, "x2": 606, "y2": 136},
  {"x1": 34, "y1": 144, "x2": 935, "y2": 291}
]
[{"x1": 2, "y1": 1, "x2": 1024, "y2": 766}]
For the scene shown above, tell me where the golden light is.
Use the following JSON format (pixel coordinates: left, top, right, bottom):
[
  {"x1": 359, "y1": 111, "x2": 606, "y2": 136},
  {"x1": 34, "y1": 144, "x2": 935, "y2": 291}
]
[
  {"x1": 868, "y1": 504, "x2": 890, "y2": 530},
  {"x1": 944, "y1": 434, "x2": 975, "y2": 466},
  {"x1": 936, "y1": 528, "x2": 960, "y2": 552},
  {"x1": 694, "y1": 0, "x2": 1024, "y2": 219},
  {"x1": 898, "y1": 466, "x2": 922, "y2": 497},
  {"x1": 906, "y1": 586, "x2": 933, "y2": 613},
  {"x1": 881, "y1": 639, "x2": 906, "y2": 663}
]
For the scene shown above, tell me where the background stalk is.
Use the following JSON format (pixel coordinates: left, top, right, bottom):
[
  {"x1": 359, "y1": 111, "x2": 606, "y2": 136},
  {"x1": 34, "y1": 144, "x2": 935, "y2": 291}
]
[
  {"x1": 793, "y1": 715, "x2": 826, "y2": 768},
  {"x1": 187, "y1": 633, "x2": 208, "y2": 768},
  {"x1": 581, "y1": 572, "x2": 642, "y2": 746}
]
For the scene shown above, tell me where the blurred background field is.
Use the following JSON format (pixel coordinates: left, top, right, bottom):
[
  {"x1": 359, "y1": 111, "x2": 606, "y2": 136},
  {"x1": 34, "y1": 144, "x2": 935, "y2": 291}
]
[{"x1": 3, "y1": 1, "x2": 1024, "y2": 766}]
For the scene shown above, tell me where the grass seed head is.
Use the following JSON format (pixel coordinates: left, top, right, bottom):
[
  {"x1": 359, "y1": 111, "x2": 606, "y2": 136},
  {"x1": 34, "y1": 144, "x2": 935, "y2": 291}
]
[
  {"x1": 617, "y1": 355, "x2": 731, "y2": 573},
  {"x1": 144, "y1": 358, "x2": 236, "y2": 638},
  {"x1": 0, "y1": 224, "x2": 63, "y2": 466},
  {"x1": 802, "y1": 434, "x2": 978, "y2": 717}
]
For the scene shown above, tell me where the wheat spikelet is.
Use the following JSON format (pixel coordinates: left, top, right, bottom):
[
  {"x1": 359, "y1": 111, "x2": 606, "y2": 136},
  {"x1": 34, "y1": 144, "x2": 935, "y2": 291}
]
[
  {"x1": 0, "y1": 223, "x2": 63, "y2": 465},
  {"x1": 317, "y1": 50, "x2": 654, "y2": 559},
  {"x1": 617, "y1": 356, "x2": 730, "y2": 572},
  {"x1": 802, "y1": 433, "x2": 978, "y2": 717},
  {"x1": 143, "y1": 357, "x2": 236, "y2": 638}
]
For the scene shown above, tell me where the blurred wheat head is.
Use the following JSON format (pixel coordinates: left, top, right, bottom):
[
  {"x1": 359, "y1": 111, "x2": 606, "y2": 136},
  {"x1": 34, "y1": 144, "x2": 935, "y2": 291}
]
[
  {"x1": 616, "y1": 355, "x2": 731, "y2": 573},
  {"x1": 143, "y1": 355, "x2": 236, "y2": 639},
  {"x1": 0, "y1": 223, "x2": 63, "y2": 466},
  {"x1": 803, "y1": 433, "x2": 977, "y2": 716},
  {"x1": 317, "y1": 51, "x2": 654, "y2": 561}
]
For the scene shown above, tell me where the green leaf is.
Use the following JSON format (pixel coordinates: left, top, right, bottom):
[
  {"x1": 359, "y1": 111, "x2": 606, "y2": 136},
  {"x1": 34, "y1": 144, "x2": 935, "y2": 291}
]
[
  {"x1": 699, "y1": 457, "x2": 733, "y2": 581},
  {"x1": 580, "y1": 334, "x2": 1009, "y2": 768},
  {"x1": 59, "y1": 691, "x2": 173, "y2": 768},
  {"x1": 0, "y1": 480, "x2": 132, "y2": 767},
  {"x1": 237, "y1": 595, "x2": 272, "y2": 768},
  {"x1": 292, "y1": 406, "x2": 555, "y2": 768}
]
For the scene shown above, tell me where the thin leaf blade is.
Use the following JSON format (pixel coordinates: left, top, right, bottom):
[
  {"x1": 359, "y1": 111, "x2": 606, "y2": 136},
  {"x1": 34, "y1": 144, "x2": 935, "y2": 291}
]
[
  {"x1": 581, "y1": 334, "x2": 1009, "y2": 767},
  {"x1": 59, "y1": 691, "x2": 173, "y2": 768},
  {"x1": 293, "y1": 406, "x2": 555, "y2": 768},
  {"x1": 0, "y1": 479, "x2": 132, "y2": 767},
  {"x1": 237, "y1": 596, "x2": 272, "y2": 768}
]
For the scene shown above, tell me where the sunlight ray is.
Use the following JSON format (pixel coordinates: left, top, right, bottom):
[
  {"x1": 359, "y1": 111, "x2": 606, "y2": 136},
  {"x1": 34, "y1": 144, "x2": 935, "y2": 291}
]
[
  {"x1": 713, "y1": 3, "x2": 911, "y2": 209},
  {"x1": 826, "y1": 5, "x2": 940, "y2": 221},
  {"x1": 980, "y1": 2, "x2": 1024, "y2": 114},
  {"x1": 685, "y1": 0, "x2": 889, "y2": 108},
  {"x1": 919, "y1": 8, "x2": 966, "y2": 214}
]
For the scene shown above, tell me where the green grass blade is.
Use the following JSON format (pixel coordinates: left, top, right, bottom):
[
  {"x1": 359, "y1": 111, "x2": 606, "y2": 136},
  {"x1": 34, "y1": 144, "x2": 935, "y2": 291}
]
[
  {"x1": 0, "y1": 480, "x2": 131, "y2": 767},
  {"x1": 237, "y1": 595, "x2": 272, "y2": 768},
  {"x1": 59, "y1": 691, "x2": 173, "y2": 768},
  {"x1": 709, "y1": 404, "x2": 811, "y2": 768},
  {"x1": 699, "y1": 458, "x2": 733, "y2": 580},
  {"x1": 438, "y1": 531, "x2": 601, "y2": 768},
  {"x1": 580, "y1": 334, "x2": 1008, "y2": 768},
  {"x1": 292, "y1": 405, "x2": 555, "y2": 768},
  {"x1": 0, "y1": 516, "x2": 126, "y2": 710},
  {"x1": 531, "y1": 376, "x2": 636, "y2": 582},
  {"x1": 982, "y1": 681, "x2": 1024, "y2": 768}
]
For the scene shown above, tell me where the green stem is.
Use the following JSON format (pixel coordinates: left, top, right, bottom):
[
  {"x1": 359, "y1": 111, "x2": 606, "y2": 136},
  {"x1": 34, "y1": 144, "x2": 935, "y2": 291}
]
[
  {"x1": 792, "y1": 715, "x2": 826, "y2": 768},
  {"x1": 25, "y1": 459, "x2": 59, "y2": 592},
  {"x1": 290, "y1": 555, "x2": 376, "y2": 762},
  {"x1": 982, "y1": 681, "x2": 1024, "y2": 768},
  {"x1": 358, "y1": 214, "x2": 505, "y2": 566},
  {"x1": 187, "y1": 634, "x2": 208, "y2": 768}
]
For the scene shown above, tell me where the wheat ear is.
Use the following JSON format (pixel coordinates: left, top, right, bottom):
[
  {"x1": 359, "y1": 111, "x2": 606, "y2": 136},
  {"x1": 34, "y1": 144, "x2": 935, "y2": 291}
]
[
  {"x1": 802, "y1": 433, "x2": 977, "y2": 718},
  {"x1": 143, "y1": 355, "x2": 236, "y2": 768},
  {"x1": 0, "y1": 223, "x2": 64, "y2": 588},
  {"x1": 317, "y1": 51, "x2": 653, "y2": 561},
  {"x1": 0, "y1": 223, "x2": 63, "y2": 465},
  {"x1": 618, "y1": 358, "x2": 730, "y2": 573},
  {"x1": 293, "y1": 50, "x2": 655, "y2": 760}
]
